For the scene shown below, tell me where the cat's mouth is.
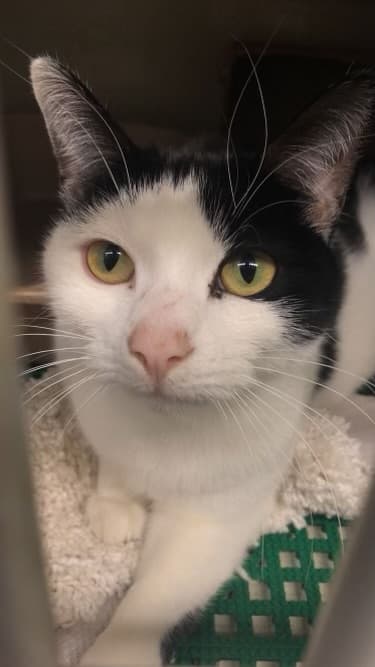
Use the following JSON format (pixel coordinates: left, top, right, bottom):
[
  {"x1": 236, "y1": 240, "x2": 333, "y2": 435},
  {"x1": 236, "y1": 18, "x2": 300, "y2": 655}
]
[
  {"x1": 127, "y1": 384, "x2": 207, "y2": 414},
  {"x1": 125, "y1": 371, "x2": 238, "y2": 406},
  {"x1": 116, "y1": 368, "x2": 214, "y2": 404}
]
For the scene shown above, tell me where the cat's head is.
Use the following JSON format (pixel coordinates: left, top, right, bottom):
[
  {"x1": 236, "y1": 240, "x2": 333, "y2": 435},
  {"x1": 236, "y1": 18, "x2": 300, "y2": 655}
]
[{"x1": 30, "y1": 57, "x2": 374, "y2": 403}]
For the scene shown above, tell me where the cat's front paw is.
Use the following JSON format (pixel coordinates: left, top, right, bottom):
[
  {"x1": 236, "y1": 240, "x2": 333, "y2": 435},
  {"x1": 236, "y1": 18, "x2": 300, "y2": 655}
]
[{"x1": 86, "y1": 494, "x2": 147, "y2": 544}]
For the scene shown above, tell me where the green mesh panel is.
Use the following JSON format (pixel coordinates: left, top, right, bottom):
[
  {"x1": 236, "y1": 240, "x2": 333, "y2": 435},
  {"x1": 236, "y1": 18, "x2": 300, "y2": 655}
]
[{"x1": 171, "y1": 515, "x2": 347, "y2": 667}]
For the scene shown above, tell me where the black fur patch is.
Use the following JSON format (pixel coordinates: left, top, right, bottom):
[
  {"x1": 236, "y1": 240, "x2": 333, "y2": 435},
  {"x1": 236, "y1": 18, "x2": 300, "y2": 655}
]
[
  {"x1": 318, "y1": 332, "x2": 337, "y2": 385},
  {"x1": 199, "y1": 161, "x2": 344, "y2": 342}
]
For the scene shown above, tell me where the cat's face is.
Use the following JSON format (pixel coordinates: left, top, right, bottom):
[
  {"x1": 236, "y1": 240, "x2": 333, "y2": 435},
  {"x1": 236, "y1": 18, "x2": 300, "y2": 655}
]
[
  {"x1": 43, "y1": 164, "x2": 340, "y2": 403},
  {"x1": 32, "y1": 58, "x2": 374, "y2": 404},
  {"x1": 45, "y1": 178, "x2": 282, "y2": 401}
]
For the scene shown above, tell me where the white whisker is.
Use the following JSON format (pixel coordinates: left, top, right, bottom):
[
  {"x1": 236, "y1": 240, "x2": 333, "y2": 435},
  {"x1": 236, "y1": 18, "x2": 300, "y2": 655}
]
[
  {"x1": 252, "y1": 364, "x2": 375, "y2": 427},
  {"x1": 61, "y1": 382, "x2": 107, "y2": 438},
  {"x1": 17, "y1": 346, "x2": 88, "y2": 361},
  {"x1": 225, "y1": 48, "x2": 254, "y2": 207},
  {"x1": 233, "y1": 41, "x2": 269, "y2": 215},
  {"x1": 258, "y1": 354, "x2": 375, "y2": 391},
  {"x1": 24, "y1": 366, "x2": 88, "y2": 406},
  {"x1": 20, "y1": 357, "x2": 92, "y2": 377},
  {"x1": 23, "y1": 362, "x2": 83, "y2": 397},
  {"x1": 232, "y1": 387, "x2": 321, "y2": 580},
  {"x1": 239, "y1": 198, "x2": 303, "y2": 225},
  {"x1": 65, "y1": 80, "x2": 132, "y2": 193},
  {"x1": 242, "y1": 384, "x2": 343, "y2": 548},
  {"x1": 31, "y1": 372, "x2": 98, "y2": 428},
  {"x1": 0, "y1": 55, "x2": 125, "y2": 198},
  {"x1": 14, "y1": 324, "x2": 91, "y2": 340}
]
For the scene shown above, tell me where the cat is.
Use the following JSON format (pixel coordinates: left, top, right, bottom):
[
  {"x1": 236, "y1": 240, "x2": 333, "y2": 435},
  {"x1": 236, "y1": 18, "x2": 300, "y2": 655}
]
[{"x1": 30, "y1": 56, "x2": 375, "y2": 666}]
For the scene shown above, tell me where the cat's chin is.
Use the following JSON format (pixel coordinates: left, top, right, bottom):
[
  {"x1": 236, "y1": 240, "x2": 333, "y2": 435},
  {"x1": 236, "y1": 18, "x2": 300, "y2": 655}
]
[{"x1": 132, "y1": 385, "x2": 207, "y2": 410}]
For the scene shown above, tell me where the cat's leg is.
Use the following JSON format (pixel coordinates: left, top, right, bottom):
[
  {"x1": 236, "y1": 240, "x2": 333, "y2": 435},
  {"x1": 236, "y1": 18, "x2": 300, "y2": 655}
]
[
  {"x1": 83, "y1": 500, "x2": 263, "y2": 666},
  {"x1": 86, "y1": 459, "x2": 147, "y2": 544}
]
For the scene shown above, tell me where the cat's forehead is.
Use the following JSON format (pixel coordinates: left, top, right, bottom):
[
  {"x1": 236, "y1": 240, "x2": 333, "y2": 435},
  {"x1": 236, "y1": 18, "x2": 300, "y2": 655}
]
[{"x1": 74, "y1": 178, "x2": 225, "y2": 265}]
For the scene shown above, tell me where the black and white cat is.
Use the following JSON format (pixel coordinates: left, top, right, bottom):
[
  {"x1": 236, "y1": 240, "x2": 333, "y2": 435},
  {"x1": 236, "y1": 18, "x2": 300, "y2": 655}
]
[{"x1": 30, "y1": 57, "x2": 375, "y2": 665}]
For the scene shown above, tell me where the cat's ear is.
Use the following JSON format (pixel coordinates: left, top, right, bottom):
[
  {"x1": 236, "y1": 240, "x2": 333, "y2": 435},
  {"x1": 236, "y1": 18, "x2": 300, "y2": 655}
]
[
  {"x1": 267, "y1": 72, "x2": 375, "y2": 233},
  {"x1": 30, "y1": 56, "x2": 134, "y2": 207}
]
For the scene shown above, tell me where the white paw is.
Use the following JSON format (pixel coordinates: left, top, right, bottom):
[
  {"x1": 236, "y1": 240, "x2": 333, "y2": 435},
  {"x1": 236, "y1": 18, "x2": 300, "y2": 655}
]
[{"x1": 86, "y1": 494, "x2": 147, "y2": 544}]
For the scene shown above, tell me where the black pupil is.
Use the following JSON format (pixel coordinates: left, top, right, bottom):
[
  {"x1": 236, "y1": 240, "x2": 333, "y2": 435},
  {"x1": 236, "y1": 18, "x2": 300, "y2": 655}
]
[
  {"x1": 103, "y1": 244, "x2": 121, "y2": 271},
  {"x1": 238, "y1": 258, "x2": 257, "y2": 283}
]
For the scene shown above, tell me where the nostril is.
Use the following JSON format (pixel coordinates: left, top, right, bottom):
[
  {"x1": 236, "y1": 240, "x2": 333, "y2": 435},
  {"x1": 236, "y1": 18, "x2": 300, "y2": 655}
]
[
  {"x1": 131, "y1": 349, "x2": 148, "y2": 371},
  {"x1": 167, "y1": 347, "x2": 194, "y2": 369},
  {"x1": 165, "y1": 354, "x2": 182, "y2": 370}
]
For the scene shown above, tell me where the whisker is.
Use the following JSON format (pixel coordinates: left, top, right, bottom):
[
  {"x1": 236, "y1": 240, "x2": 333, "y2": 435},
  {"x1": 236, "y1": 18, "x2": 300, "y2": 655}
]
[
  {"x1": 15, "y1": 315, "x2": 53, "y2": 321},
  {"x1": 15, "y1": 333, "x2": 91, "y2": 343},
  {"x1": 24, "y1": 366, "x2": 88, "y2": 406},
  {"x1": 20, "y1": 356, "x2": 92, "y2": 377},
  {"x1": 64, "y1": 79, "x2": 132, "y2": 194},
  {"x1": 230, "y1": 135, "x2": 240, "y2": 200},
  {"x1": 13, "y1": 323, "x2": 91, "y2": 340},
  {"x1": 225, "y1": 21, "x2": 282, "y2": 212},
  {"x1": 232, "y1": 388, "x2": 305, "y2": 479},
  {"x1": 233, "y1": 391, "x2": 280, "y2": 477},
  {"x1": 23, "y1": 362, "x2": 83, "y2": 397},
  {"x1": 0, "y1": 56, "x2": 29, "y2": 84},
  {"x1": 238, "y1": 198, "x2": 303, "y2": 225},
  {"x1": 59, "y1": 98, "x2": 123, "y2": 198},
  {"x1": 222, "y1": 397, "x2": 249, "y2": 444},
  {"x1": 210, "y1": 397, "x2": 229, "y2": 423},
  {"x1": 258, "y1": 354, "x2": 375, "y2": 391},
  {"x1": 240, "y1": 131, "x2": 375, "y2": 211},
  {"x1": 232, "y1": 387, "x2": 320, "y2": 576},
  {"x1": 0, "y1": 55, "x2": 125, "y2": 198},
  {"x1": 2, "y1": 35, "x2": 32, "y2": 59},
  {"x1": 250, "y1": 374, "x2": 354, "y2": 447},
  {"x1": 232, "y1": 41, "x2": 269, "y2": 215},
  {"x1": 252, "y1": 364, "x2": 375, "y2": 427},
  {"x1": 233, "y1": 391, "x2": 266, "y2": 472},
  {"x1": 16, "y1": 346, "x2": 88, "y2": 361},
  {"x1": 242, "y1": 384, "x2": 343, "y2": 547},
  {"x1": 225, "y1": 47, "x2": 254, "y2": 207},
  {"x1": 61, "y1": 382, "x2": 107, "y2": 438},
  {"x1": 30, "y1": 372, "x2": 98, "y2": 427},
  {"x1": 222, "y1": 395, "x2": 263, "y2": 477}
]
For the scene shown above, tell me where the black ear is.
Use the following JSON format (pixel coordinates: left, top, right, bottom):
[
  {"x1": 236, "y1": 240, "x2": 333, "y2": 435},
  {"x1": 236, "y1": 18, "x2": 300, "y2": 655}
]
[
  {"x1": 30, "y1": 56, "x2": 134, "y2": 208},
  {"x1": 267, "y1": 71, "x2": 375, "y2": 232}
]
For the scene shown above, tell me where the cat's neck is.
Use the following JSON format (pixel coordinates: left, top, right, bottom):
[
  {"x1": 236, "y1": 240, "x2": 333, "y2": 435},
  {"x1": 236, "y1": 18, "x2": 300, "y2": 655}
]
[{"x1": 67, "y1": 373, "x2": 308, "y2": 502}]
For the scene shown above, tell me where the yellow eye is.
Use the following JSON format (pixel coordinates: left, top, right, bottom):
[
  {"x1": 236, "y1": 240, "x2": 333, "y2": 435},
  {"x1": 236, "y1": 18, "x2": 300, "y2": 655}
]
[
  {"x1": 220, "y1": 252, "x2": 276, "y2": 297},
  {"x1": 86, "y1": 241, "x2": 134, "y2": 284}
]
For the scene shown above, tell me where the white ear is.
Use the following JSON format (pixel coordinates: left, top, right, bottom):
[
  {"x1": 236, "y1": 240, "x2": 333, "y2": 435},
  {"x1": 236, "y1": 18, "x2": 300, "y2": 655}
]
[
  {"x1": 30, "y1": 56, "x2": 134, "y2": 207},
  {"x1": 268, "y1": 72, "x2": 375, "y2": 232}
]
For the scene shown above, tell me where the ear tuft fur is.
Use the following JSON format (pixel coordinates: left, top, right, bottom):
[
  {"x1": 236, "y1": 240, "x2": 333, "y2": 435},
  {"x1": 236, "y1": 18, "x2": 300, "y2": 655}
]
[
  {"x1": 268, "y1": 71, "x2": 375, "y2": 232},
  {"x1": 30, "y1": 56, "x2": 133, "y2": 207}
]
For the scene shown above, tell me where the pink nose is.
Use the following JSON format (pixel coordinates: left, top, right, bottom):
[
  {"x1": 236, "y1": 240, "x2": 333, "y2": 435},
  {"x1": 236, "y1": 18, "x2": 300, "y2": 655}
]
[{"x1": 128, "y1": 322, "x2": 193, "y2": 382}]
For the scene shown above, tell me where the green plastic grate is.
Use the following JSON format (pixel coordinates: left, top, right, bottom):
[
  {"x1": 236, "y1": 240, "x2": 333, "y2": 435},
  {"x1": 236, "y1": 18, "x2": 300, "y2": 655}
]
[{"x1": 171, "y1": 515, "x2": 348, "y2": 667}]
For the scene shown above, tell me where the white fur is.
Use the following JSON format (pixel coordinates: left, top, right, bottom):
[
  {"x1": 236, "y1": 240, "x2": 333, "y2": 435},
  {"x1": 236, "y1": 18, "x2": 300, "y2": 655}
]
[{"x1": 44, "y1": 179, "x2": 325, "y2": 665}]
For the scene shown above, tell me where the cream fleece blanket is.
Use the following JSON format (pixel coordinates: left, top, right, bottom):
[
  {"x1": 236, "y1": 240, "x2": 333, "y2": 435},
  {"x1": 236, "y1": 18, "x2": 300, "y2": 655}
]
[{"x1": 24, "y1": 373, "x2": 373, "y2": 666}]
